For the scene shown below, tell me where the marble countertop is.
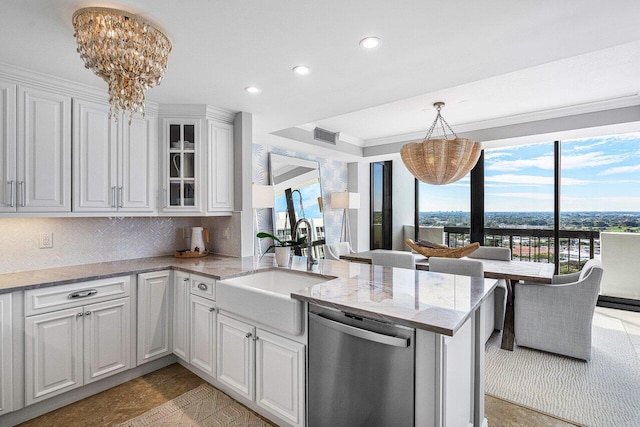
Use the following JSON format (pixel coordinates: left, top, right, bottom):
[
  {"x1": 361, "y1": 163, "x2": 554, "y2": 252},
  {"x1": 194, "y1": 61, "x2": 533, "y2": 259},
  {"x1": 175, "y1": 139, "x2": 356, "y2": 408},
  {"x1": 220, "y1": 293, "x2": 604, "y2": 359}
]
[{"x1": 0, "y1": 255, "x2": 498, "y2": 336}]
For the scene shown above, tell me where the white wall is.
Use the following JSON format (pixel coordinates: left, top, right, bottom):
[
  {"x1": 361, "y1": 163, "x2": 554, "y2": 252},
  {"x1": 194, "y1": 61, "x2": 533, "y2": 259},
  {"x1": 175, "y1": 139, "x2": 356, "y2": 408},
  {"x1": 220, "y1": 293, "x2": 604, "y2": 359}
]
[
  {"x1": 600, "y1": 232, "x2": 640, "y2": 299},
  {"x1": 348, "y1": 162, "x2": 370, "y2": 252},
  {"x1": 392, "y1": 159, "x2": 415, "y2": 251}
]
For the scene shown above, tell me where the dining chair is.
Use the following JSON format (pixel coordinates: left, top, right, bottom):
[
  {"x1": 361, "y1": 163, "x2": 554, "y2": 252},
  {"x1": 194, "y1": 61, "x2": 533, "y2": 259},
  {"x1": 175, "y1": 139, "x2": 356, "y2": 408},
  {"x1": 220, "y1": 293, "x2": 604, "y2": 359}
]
[
  {"x1": 514, "y1": 259, "x2": 603, "y2": 361},
  {"x1": 323, "y1": 242, "x2": 353, "y2": 261},
  {"x1": 371, "y1": 250, "x2": 416, "y2": 270},
  {"x1": 467, "y1": 246, "x2": 510, "y2": 335},
  {"x1": 429, "y1": 257, "x2": 497, "y2": 343}
]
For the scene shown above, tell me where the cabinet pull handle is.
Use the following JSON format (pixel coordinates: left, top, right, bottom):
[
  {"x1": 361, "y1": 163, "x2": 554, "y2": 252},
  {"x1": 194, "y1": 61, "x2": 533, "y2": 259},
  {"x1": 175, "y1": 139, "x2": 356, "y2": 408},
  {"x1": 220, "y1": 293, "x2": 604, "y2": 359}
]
[
  {"x1": 68, "y1": 289, "x2": 98, "y2": 299},
  {"x1": 209, "y1": 307, "x2": 215, "y2": 312},
  {"x1": 118, "y1": 186, "x2": 123, "y2": 208},
  {"x1": 245, "y1": 332, "x2": 252, "y2": 339},
  {"x1": 7, "y1": 180, "x2": 15, "y2": 207},
  {"x1": 162, "y1": 189, "x2": 167, "y2": 208},
  {"x1": 111, "y1": 186, "x2": 117, "y2": 208},
  {"x1": 77, "y1": 312, "x2": 84, "y2": 317},
  {"x1": 85, "y1": 311, "x2": 91, "y2": 316},
  {"x1": 183, "y1": 277, "x2": 190, "y2": 283},
  {"x1": 19, "y1": 181, "x2": 25, "y2": 207},
  {"x1": 197, "y1": 283, "x2": 208, "y2": 291},
  {"x1": 253, "y1": 335, "x2": 259, "y2": 342}
]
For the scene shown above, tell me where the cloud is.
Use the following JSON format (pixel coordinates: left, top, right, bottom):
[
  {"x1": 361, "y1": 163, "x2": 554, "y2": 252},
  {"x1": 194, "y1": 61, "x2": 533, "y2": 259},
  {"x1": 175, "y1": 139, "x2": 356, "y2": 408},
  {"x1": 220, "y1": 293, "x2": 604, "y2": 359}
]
[
  {"x1": 486, "y1": 192, "x2": 553, "y2": 200},
  {"x1": 562, "y1": 152, "x2": 627, "y2": 169},
  {"x1": 486, "y1": 174, "x2": 591, "y2": 185},
  {"x1": 598, "y1": 164, "x2": 640, "y2": 176},
  {"x1": 568, "y1": 140, "x2": 608, "y2": 151},
  {"x1": 486, "y1": 155, "x2": 554, "y2": 171}
]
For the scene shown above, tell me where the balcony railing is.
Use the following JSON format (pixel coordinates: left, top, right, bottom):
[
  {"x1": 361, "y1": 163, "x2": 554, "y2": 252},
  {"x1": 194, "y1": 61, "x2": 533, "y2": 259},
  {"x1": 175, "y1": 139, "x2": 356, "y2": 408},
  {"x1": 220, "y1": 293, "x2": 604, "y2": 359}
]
[{"x1": 443, "y1": 226, "x2": 600, "y2": 273}]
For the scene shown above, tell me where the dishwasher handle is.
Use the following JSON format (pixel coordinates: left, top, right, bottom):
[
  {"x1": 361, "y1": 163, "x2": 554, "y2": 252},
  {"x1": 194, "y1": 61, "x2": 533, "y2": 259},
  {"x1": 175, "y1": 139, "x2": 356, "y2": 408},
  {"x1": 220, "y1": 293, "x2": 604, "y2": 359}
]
[{"x1": 310, "y1": 312, "x2": 409, "y2": 348}]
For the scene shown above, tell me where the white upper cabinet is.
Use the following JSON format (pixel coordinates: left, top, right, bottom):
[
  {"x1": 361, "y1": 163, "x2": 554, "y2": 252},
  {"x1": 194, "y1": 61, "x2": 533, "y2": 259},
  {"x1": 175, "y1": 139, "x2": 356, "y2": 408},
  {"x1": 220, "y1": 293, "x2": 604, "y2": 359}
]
[
  {"x1": 73, "y1": 99, "x2": 118, "y2": 211},
  {"x1": 160, "y1": 119, "x2": 202, "y2": 214},
  {"x1": 18, "y1": 86, "x2": 72, "y2": 212},
  {"x1": 207, "y1": 121, "x2": 234, "y2": 213},
  {"x1": 1, "y1": 84, "x2": 73, "y2": 213},
  {"x1": 73, "y1": 99, "x2": 156, "y2": 213},
  {"x1": 0, "y1": 80, "x2": 17, "y2": 213}
]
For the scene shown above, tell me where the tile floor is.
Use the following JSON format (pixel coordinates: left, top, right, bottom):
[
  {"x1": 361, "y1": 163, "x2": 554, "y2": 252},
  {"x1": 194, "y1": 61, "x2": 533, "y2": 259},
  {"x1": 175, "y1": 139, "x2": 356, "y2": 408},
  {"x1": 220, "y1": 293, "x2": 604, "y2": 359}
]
[{"x1": 15, "y1": 306, "x2": 640, "y2": 427}]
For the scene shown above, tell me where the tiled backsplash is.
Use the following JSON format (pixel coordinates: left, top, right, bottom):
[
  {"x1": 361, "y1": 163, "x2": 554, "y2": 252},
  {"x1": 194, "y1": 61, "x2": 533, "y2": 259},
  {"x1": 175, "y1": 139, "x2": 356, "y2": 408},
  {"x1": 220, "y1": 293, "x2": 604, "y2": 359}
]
[{"x1": 0, "y1": 217, "x2": 204, "y2": 274}]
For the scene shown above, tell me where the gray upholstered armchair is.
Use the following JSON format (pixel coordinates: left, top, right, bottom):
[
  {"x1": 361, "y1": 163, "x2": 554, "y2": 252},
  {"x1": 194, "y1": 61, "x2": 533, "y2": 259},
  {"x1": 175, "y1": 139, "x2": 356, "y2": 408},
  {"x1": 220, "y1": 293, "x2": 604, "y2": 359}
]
[{"x1": 514, "y1": 259, "x2": 603, "y2": 361}]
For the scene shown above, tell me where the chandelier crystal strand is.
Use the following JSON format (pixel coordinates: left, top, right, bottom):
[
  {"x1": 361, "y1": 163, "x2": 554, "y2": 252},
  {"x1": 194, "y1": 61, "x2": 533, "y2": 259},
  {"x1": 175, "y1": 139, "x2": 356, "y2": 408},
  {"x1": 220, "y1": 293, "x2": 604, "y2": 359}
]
[{"x1": 72, "y1": 7, "x2": 172, "y2": 123}]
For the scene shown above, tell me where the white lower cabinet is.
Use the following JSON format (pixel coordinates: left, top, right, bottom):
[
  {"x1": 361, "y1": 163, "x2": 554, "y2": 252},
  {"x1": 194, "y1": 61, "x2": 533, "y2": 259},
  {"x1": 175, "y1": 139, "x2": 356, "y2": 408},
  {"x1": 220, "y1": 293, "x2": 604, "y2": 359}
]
[
  {"x1": 137, "y1": 271, "x2": 172, "y2": 365},
  {"x1": 84, "y1": 298, "x2": 131, "y2": 384},
  {"x1": 0, "y1": 293, "x2": 13, "y2": 415},
  {"x1": 189, "y1": 295, "x2": 216, "y2": 377},
  {"x1": 217, "y1": 314, "x2": 255, "y2": 400},
  {"x1": 173, "y1": 271, "x2": 190, "y2": 361},
  {"x1": 25, "y1": 298, "x2": 131, "y2": 405},
  {"x1": 256, "y1": 329, "x2": 305, "y2": 426},
  {"x1": 217, "y1": 314, "x2": 305, "y2": 427}
]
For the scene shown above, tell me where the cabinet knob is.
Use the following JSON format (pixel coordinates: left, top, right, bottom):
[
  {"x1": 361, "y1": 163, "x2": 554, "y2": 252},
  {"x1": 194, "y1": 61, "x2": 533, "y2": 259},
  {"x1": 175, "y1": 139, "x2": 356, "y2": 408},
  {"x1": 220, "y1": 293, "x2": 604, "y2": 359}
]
[
  {"x1": 197, "y1": 283, "x2": 208, "y2": 291},
  {"x1": 77, "y1": 312, "x2": 84, "y2": 317},
  {"x1": 85, "y1": 311, "x2": 91, "y2": 316},
  {"x1": 209, "y1": 307, "x2": 215, "y2": 312},
  {"x1": 253, "y1": 335, "x2": 259, "y2": 342},
  {"x1": 245, "y1": 332, "x2": 252, "y2": 339},
  {"x1": 183, "y1": 278, "x2": 190, "y2": 283}
]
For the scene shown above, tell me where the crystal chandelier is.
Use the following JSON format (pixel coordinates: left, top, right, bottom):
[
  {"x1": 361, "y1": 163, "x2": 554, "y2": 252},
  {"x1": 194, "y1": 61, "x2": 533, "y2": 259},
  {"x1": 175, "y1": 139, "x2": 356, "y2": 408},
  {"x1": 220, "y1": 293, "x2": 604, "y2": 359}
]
[
  {"x1": 401, "y1": 102, "x2": 481, "y2": 185},
  {"x1": 72, "y1": 7, "x2": 172, "y2": 122}
]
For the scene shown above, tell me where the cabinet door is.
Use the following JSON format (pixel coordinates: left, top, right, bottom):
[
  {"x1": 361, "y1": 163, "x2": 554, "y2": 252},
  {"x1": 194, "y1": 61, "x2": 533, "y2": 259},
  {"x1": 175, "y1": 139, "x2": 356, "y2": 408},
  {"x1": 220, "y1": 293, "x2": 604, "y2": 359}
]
[
  {"x1": 25, "y1": 307, "x2": 84, "y2": 405},
  {"x1": 72, "y1": 99, "x2": 118, "y2": 212},
  {"x1": 256, "y1": 329, "x2": 305, "y2": 426},
  {"x1": 84, "y1": 298, "x2": 131, "y2": 384},
  {"x1": 190, "y1": 295, "x2": 216, "y2": 377},
  {"x1": 173, "y1": 271, "x2": 190, "y2": 361},
  {"x1": 162, "y1": 119, "x2": 202, "y2": 213},
  {"x1": 119, "y1": 115, "x2": 156, "y2": 212},
  {"x1": 207, "y1": 121, "x2": 234, "y2": 212},
  {"x1": 217, "y1": 314, "x2": 254, "y2": 400},
  {"x1": 0, "y1": 294, "x2": 12, "y2": 415},
  {"x1": 17, "y1": 86, "x2": 71, "y2": 212},
  {"x1": 0, "y1": 81, "x2": 17, "y2": 213},
  {"x1": 137, "y1": 271, "x2": 172, "y2": 365}
]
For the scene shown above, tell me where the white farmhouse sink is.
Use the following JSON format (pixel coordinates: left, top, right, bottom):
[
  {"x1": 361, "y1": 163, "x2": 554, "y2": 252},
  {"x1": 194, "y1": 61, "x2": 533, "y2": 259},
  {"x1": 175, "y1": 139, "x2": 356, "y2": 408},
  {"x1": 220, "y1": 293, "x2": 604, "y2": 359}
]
[{"x1": 217, "y1": 269, "x2": 332, "y2": 336}]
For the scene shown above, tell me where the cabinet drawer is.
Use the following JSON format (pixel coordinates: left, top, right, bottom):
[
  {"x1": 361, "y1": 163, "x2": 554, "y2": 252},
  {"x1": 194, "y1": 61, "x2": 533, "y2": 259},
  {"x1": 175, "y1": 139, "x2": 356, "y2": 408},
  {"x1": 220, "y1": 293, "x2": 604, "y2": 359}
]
[
  {"x1": 190, "y1": 274, "x2": 215, "y2": 300},
  {"x1": 25, "y1": 276, "x2": 131, "y2": 316}
]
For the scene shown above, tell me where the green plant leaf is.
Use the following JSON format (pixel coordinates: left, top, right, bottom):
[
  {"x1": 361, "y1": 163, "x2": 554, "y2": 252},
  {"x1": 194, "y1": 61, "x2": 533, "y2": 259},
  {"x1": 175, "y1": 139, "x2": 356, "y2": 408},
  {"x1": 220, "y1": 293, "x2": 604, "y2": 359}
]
[{"x1": 256, "y1": 231, "x2": 283, "y2": 246}]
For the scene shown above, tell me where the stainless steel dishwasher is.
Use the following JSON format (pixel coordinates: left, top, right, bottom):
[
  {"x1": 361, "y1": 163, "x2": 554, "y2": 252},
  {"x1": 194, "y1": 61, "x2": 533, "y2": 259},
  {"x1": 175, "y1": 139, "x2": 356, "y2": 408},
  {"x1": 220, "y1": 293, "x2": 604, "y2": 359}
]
[{"x1": 308, "y1": 304, "x2": 415, "y2": 427}]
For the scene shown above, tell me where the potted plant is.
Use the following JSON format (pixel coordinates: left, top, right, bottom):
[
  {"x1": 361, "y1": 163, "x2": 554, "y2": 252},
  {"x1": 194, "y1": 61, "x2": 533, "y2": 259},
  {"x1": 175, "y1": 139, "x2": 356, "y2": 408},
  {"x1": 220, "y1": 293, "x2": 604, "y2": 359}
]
[{"x1": 256, "y1": 232, "x2": 307, "y2": 267}]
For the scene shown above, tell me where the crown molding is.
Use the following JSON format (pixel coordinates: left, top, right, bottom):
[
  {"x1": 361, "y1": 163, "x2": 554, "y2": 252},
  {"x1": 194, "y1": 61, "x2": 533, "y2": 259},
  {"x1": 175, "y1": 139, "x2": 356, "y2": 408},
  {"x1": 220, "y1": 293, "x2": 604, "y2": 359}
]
[{"x1": 158, "y1": 104, "x2": 237, "y2": 123}]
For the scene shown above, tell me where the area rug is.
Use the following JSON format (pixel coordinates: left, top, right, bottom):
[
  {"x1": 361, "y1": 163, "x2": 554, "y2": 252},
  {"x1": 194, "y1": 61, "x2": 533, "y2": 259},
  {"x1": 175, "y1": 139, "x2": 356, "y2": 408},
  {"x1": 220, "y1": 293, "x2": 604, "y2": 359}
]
[
  {"x1": 118, "y1": 384, "x2": 270, "y2": 426},
  {"x1": 485, "y1": 311, "x2": 640, "y2": 427}
]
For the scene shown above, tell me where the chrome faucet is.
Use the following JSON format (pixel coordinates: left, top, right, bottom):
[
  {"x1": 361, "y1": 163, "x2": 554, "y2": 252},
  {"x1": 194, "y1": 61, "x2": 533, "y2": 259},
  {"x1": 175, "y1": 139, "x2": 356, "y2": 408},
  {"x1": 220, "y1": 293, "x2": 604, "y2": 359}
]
[{"x1": 293, "y1": 218, "x2": 317, "y2": 270}]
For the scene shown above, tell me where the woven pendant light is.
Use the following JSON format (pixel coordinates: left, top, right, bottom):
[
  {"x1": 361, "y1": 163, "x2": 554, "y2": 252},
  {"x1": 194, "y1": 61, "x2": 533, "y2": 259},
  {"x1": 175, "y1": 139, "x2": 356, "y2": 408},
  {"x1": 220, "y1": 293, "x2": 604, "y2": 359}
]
[{"x1": 401, "y1": 102, "x2": 481, "y2": 185}]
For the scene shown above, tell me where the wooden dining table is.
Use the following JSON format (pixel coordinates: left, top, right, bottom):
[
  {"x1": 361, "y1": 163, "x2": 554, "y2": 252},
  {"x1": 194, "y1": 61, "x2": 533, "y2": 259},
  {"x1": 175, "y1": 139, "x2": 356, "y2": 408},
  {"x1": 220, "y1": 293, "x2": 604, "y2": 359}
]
[{"x1": 340, "y1": 250, "x2": 556, "y2": 351}]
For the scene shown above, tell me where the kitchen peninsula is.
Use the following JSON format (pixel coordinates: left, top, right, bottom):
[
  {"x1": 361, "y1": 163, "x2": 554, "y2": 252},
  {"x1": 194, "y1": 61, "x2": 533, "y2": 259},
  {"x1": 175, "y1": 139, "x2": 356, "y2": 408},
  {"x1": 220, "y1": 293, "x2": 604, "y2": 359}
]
[{"x1": 0, "y1": 255, "x2": 497, "y2": 426}]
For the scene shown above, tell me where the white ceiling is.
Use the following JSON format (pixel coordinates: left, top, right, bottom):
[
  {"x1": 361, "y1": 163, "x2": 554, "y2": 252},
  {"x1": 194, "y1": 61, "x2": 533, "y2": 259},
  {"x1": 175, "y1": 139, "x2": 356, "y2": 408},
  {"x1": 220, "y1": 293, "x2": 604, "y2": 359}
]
[{"x1": 2, "y1": 1, "x2": 640, "y2": 156}]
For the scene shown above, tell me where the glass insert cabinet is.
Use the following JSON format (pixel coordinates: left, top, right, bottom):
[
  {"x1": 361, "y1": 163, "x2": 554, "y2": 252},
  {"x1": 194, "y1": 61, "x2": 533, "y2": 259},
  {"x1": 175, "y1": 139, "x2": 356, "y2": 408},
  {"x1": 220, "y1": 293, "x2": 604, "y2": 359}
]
[{"x1": 163, "y1": 119, "x2": 200, "y2": 211}]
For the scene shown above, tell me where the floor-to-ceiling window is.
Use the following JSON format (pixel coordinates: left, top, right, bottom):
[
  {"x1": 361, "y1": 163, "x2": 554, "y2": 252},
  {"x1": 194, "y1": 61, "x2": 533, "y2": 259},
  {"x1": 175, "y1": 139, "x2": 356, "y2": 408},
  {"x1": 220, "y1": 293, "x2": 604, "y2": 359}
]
[
  {"x1": 561, "y1": 132, "x2": 640, "y2": 299},
  {"x1": 484, "y1": 142, "x2": 555, "y2": 263},
  {"x1": 416, "y1": 173, "x2": 471, "y2": 247},
  {"x1": 371, "y1": 161, "x2": 392, "y2": 249}
]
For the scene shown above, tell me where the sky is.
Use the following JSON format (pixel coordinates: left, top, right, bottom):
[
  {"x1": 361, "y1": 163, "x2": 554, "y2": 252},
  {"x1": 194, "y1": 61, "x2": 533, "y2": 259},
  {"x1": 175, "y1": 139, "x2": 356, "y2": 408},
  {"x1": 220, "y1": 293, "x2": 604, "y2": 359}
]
[{"x1": 419, "y1": 132, "x2": 640, "y2": 212}]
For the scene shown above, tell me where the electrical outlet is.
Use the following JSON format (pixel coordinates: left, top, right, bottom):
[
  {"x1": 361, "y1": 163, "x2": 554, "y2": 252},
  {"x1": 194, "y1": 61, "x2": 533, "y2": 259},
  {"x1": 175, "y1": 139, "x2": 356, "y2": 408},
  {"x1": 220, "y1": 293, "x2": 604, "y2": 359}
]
[{"x1": 39, "y1": 232, "x2": 53, "y2": 249}]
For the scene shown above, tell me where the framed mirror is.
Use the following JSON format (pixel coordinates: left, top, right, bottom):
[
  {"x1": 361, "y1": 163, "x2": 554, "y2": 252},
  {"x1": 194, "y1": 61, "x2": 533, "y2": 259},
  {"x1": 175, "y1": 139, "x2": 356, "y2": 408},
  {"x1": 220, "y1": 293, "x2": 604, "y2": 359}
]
[{"x1": 269, "y1": 153, "x2": 325, "y2": 257}]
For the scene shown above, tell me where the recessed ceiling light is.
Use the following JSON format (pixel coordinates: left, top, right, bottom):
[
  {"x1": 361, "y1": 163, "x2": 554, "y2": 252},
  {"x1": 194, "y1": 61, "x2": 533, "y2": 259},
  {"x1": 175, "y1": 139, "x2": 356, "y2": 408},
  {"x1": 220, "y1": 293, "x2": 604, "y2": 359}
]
[
  {"x1": 359, "y1": 37, "x2": 380, "y2": 49},
  {"x1": 245, "y1": 86, "x2": 261, "y2": 94},
  {"x1": 292, "y1": 65, "x2": 311, "y2": 75}
]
